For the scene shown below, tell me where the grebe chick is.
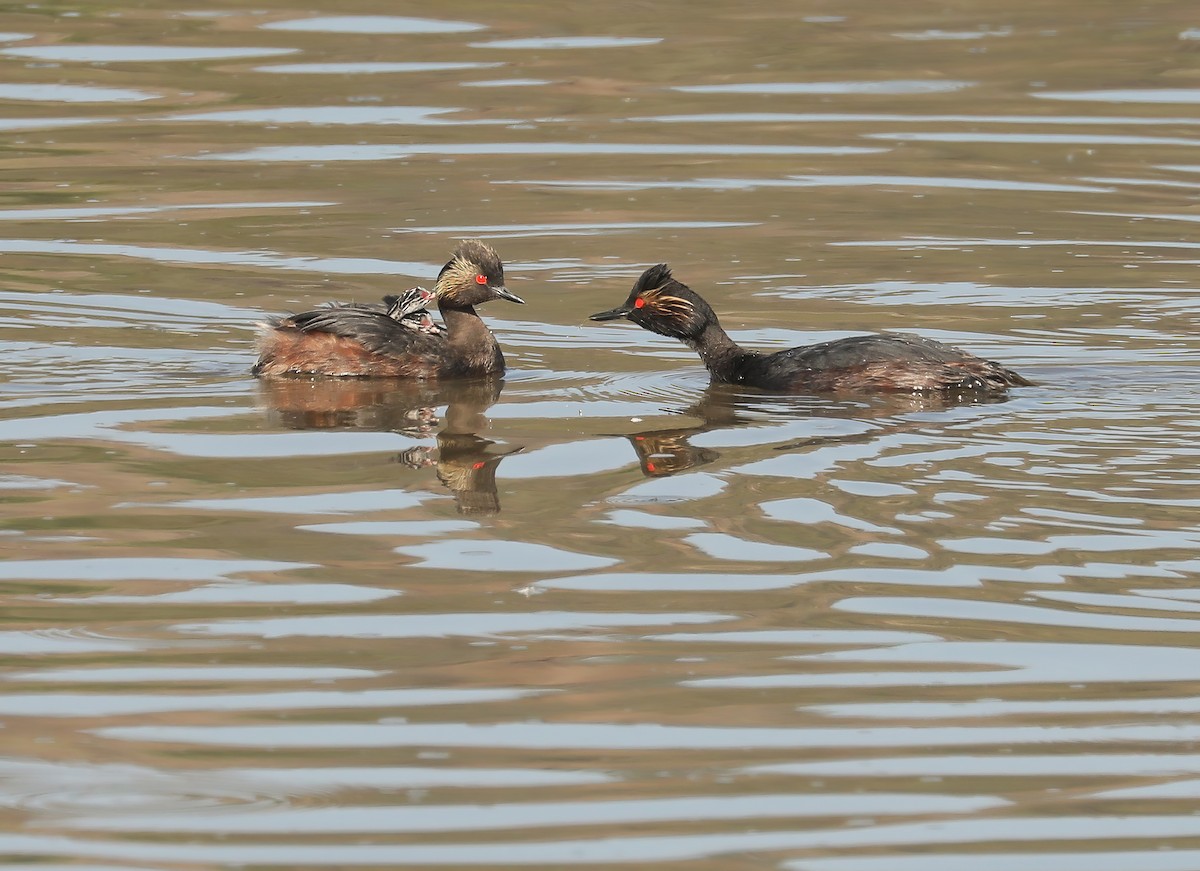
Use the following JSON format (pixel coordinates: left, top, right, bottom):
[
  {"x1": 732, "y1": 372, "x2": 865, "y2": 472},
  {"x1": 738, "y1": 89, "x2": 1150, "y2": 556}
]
[
  {"x1": 382, "y1": 286, "x2": 440, "y2": 334},
  {"x1": 590, "y1": 264, "x2": 1031, "y2": 395},
  {"x1": 375, "y1": 286, "x2": 445, "y2": 334},
  {"x1": 320, "y1": 286, "x2": 443, "y2": 336},
  {"x1": 253, "y1": 240, "x2": 522, "y2": 379}
]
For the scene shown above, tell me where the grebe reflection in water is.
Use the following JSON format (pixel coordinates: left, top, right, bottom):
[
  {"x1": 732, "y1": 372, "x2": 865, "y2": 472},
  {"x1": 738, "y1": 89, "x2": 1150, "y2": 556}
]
[{"x1": 257, "y1": 377, "x2": 519, "y2": 515}]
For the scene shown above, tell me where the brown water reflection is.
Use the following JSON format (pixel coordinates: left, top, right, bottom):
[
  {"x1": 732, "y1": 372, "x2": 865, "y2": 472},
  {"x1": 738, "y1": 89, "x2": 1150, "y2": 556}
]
[
  {"x1": 260, "y1": 377, "x2": 518, "y2": 513},
  {"x1": 618, "y1": 384, "x2": 1024, "y2": 478},
  {"x1": 3, "y1": 0, "x2": 1200, "y2": 868}
]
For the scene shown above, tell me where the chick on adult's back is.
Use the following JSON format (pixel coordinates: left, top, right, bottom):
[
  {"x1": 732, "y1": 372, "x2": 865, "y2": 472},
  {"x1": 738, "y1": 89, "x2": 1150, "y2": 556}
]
[
  {"x1": 590, "y1": 264, "x2": 1030, "y2": 395},
  {"x1": 253, "y1": 240, "x2": 523, "y2": 379}
]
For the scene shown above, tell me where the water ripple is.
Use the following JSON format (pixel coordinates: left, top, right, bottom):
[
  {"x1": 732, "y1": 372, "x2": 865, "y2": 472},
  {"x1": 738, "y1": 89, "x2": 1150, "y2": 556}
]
[
  {"x1": 0, "y1": 83, "x2": 158, "y2": 102},
  {"x1": 0, "y1": 238, "x2": 433, "y2": 276},
  {"x1": 395, "y1": 539, "x2": 617, "y2": 572},
  {"x1": 92, "y1": 720, "x2": 1200, "y2": 749},
  {"x1": 816, "y1": 695, "x2": 1200, "y2": 720},
  {"x1": 788, "y1": 849, "x2": 1200, "y2": 871},
  {"x1": 261, "y1": 16, "x2": 484, "y2": 34},
  {"x1": 0, "y1": 630, "x2": 154, "y2": 655},
  {"x1": 0, "y1": 557, "x2": 309, "y2": 582},
  {"x1": 462, "y1": 78, "x2": 553, "y2": 88},
  {"x1": 0, "y1": 116, "x2": 112, "y2": 131},
  {"x1": 4, "y1": 45, "x2": 297, "y2": 62},
  {"x1": 7, "y1": 666, "x2": 378, "y2": 682},
  {"x1": 677, "y1": 80, "x2": 975, "y2": 95},
  {"x1": 746, "y1": 754, "x2": 1200, "y2": 778},
  {"x1": 1035, "y1": 88, "x2": 1200, "y2": 103},
  {"x1": 868, "y1": 131, "x2": 1200, "y2": 146},
  {"x1": 0, "y1": 200, "x2": 331, "y2": 222},
  {"x1": 836, "y1": 596, "x2": 1200, "y2": 633},
  {"x1": 497, "y1": 174, "x2": 1111, "y2": 193},
  {"x1": 9, "y1": 826, "x2": 1200, "y2": 867},
  {"x1": 58, "y1": 791, "x2": 1004, "y2": 834},
  {"x1": 773, "y1": 280, "x2": 1191, "y2": 308},
  {"x1": 472, "y1": 36, "x2": 662, "y2": 50},
  {"x1": 391, "y1": 220, "x2": 758, "y2": 236},
  {"x1": 168, "y1": 106, "x2": 519, "y2": 126},
  {"x1": 175, "y1": 611, "x2": 731, "y2": 639},
  {"x1": 51, "y1": 583, "x2": 399, "y2": 606},
  {"x1": 893, "y1": 28, "x2": 1012, "y2": 40},
  {"x1": 630, "y1": 111, "x2": 1200, "y2": 125},
  {"x1": 257, "y1": 61, "x2": 502, "y2": 75},
  {"x1": 0, "y1": 687, "x2": 544, "y2": 718},
  {"x1": 199, "y1": 142, "x2": 888, "y2": 161},
  {"x1": 691, "y1": 641, "x2": 1200, "y2": 689}
]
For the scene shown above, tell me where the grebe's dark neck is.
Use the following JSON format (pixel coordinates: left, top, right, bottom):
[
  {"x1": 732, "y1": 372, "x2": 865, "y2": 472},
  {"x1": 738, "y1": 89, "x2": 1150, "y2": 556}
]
[
  {"x1": 438, "y1": 301, "x2": 504, "y2": 375},
  {"x1": 684, "y1": 320, "x2": 758, "y2": 384}
]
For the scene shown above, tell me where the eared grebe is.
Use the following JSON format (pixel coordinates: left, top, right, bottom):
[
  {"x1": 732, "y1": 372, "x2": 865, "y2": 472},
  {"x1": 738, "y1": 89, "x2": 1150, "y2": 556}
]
[
  {"x1": 590, "y1": 264, "x2": 1031, "y2": 395},
  {"x1": 253, "y1": 240, "x2": 522, "y2": 378}
]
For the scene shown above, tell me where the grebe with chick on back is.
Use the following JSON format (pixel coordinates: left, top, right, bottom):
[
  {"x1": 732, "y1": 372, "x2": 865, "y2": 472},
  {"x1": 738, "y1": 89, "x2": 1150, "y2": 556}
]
[{"x1": 253, "y1": 240, "x2": 523, "y2": 379}]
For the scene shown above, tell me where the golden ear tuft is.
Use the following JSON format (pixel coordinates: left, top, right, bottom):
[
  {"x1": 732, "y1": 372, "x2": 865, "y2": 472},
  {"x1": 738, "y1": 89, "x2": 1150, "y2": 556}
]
[{"x1": 642, "y1": 289, "x2": 694, "y2": 319}]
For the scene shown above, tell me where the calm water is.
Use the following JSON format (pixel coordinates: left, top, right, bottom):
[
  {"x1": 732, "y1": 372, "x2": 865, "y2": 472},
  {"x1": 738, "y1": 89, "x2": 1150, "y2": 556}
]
[{"x1": 3, "y1": 1, "x2": 1200, "y2": 868}]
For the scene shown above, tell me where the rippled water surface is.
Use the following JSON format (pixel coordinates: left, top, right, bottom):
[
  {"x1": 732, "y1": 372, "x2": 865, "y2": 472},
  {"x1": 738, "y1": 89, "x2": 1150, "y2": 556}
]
[{"x1": 4, "y1": 1, "x2": 1200, "y2": 868}]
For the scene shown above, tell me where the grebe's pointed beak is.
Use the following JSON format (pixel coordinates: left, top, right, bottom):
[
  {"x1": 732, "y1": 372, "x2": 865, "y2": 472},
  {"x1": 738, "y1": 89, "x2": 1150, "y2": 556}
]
[
  {"x1": 491, "y1": 285, "x2": 525, "y2": 304},
  {"x1": 589, "y1": 304, "x2": 633, "y2": 321}
]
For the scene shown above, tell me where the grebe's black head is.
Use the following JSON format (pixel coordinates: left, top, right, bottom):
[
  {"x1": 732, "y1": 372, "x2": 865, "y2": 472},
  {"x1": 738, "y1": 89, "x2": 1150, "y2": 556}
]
[
  {"x1": 435, "y1": 239, "x2": 524, "y2": 308},
  {"x1": 589, "y1": 264, "x2": 715, "y2": 341}
]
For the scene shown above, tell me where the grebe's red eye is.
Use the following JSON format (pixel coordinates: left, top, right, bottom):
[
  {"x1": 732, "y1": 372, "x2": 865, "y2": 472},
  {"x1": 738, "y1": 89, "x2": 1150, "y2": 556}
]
[
  {"x1": 475, "y1": 274, "x2": 487, "y2": 285},
  {"x1": 634, "y1": 297, "x2": 645, "y2": 309}
]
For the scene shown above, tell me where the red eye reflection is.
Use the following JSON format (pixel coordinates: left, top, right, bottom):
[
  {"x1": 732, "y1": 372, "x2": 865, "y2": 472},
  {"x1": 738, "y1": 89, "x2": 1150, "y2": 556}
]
[
  {"x1": 634, "y1": 297, "x2": 646, "y2": 309},
  {"x1": 475, "y1": 274, "x2": 487, "y2": 285}
]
